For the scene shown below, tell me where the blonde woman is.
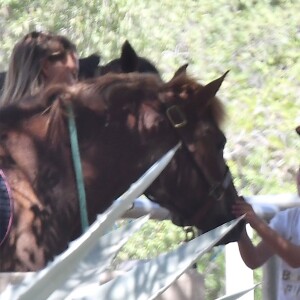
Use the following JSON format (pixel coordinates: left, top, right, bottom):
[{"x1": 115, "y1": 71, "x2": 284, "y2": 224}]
[{"x1": 0, "y1": 31, "x2": 78, "y2": 106}]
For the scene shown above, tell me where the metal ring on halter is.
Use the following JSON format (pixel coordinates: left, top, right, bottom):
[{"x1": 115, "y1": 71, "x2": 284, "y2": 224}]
[
  {"x1": 183, "y1": 226, "x2": 199, "y2": 269},
  {"x1": 184, "y1": 226, "x2": 198, "y2": 242},
  {"x1": 166, "y1": 105, "x2": 187, "y2": 128}
]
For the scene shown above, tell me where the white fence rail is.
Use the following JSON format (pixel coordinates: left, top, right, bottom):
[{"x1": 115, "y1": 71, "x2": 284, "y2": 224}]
[{"x1": 124, "y1": 193, "x2": 300, "y2": 221}]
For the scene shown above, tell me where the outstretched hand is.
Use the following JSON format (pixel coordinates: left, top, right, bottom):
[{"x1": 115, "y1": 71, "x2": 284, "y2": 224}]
[{"x1": 232, "y1": 196, "x2": 260, "y2": 227}]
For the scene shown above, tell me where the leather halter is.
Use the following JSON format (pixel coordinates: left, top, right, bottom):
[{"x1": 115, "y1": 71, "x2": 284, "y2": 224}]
[
  {"x1": 164, "y1": 103, "x2": 233, "y2": 224},
  {"x1": 166, "y1": 104, "x2": 232, "y2": 198}
]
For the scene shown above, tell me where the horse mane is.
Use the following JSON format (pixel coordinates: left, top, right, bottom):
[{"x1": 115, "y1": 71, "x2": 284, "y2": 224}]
[
  {"x1": 46, "y1": 97, "x2": 69, "y2": 152},
  {"x1": 0, "y1": 96, "x2": 48, "y2": 130},
  {"x1": 40, "y1": 84, "x2": 80, "y2": 154},
  {"x1": 29, "y1": 70, "x2": 226, "y2": 159},
  {"x1": 42, "y1": 73, "x2": 164, "y2": 153}
]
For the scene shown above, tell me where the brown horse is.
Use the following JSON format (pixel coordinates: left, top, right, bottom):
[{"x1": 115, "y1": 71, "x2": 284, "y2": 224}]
[{"x1": 0, "y1": 69, "x2": 243, "y2": 271}]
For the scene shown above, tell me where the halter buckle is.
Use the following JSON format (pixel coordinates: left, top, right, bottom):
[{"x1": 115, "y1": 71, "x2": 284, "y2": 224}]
[{"x1": 166, "y1": 105, "x2": 187, "y2": 128}]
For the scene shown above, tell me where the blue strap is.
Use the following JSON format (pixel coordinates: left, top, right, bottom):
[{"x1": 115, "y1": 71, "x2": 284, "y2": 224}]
[{"x1": 67, "y1": 104, "x2": 89, "y2": 232}]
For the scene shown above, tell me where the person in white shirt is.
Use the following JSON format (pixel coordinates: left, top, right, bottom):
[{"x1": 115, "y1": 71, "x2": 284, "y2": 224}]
[{"x1": 232, "y1": 173, "x2": 300, "y2": 300}]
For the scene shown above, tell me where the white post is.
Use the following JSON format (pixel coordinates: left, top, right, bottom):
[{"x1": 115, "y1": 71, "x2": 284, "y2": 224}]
[{"x1": 225, "y1": 225, "x2": 254, "y2": 300}]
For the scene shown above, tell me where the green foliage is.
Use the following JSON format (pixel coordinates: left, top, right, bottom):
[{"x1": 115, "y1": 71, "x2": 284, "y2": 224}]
[
  {"x1": 197, "y1": 247, "x2": 226, "y2": 299},
  {"x1": 1, "y1": 1, "x2": 299, "y2": 298},
  {"x1": 114, "y1": 220, "x2": 185, "y2": 262}
]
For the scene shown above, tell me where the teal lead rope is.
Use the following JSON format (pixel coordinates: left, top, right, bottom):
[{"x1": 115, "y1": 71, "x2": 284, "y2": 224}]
[{"x1": 67, "y1": 104, "x2": 89, "y2": 232}]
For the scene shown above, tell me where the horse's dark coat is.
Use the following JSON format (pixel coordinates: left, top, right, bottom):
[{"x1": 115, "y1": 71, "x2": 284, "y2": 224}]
[{"x1": 0, "y1": 70, "x2": 243, "y2": 271}]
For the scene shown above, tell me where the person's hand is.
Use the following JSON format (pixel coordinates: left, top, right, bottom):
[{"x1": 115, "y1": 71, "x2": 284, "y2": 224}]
[{"x1": 232, "y1": 196, "x2": 260, "y2": 227}]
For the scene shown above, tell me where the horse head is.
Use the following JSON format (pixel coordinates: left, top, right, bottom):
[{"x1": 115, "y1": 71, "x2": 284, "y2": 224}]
[
  {"x1": 67, "y1": 69, "x2": 243, "y2": 242},
  {"x1": 144, "y1": 68, "x2": 244, "y2": 243}
]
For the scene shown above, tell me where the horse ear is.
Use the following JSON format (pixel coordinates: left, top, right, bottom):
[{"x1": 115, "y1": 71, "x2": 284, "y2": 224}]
[
  {"x1": 79, "y1": 54, "x2": 100, "y2": 66},
  {"x1": 171, "y1": 64, "x2": 189, "y2": 80},
  {"x1": 78, "y1": 54, "x2": 101, "y2": 79},
  {"x1": 196, "y1": 70, "x2": 230, "y2": 106},
  {"x1": 120, "y1": 40, "x2": 138, "y2": 72}
]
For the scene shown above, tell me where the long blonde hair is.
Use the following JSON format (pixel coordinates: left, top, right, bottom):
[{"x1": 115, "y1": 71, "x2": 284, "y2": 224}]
[{"x1": 0, "y1": 31, "x2": 76, "y2": 107}]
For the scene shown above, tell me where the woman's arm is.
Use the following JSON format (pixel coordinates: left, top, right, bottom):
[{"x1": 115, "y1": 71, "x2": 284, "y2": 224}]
[
  {"x1": 236, "y1": 227, "x2": 273, "y2": 269},
  {"x1": 233, "y1": 198, "x2": 300, "y2": 269}
]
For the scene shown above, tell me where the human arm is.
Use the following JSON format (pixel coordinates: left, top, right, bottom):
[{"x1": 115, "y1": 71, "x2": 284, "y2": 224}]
[
  {"x1": 233, "y1": 198, "x2": 300, "y2": 269},
  {"x1": 232, "y1": 201, "x2": 274, "y2": 269},
  {"x1": 235, "y1": 227, "x2": 273, "y2": 269}
]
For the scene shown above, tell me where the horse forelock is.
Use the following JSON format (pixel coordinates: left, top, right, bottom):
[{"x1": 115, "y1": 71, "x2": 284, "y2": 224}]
[
  {"x1": 137, "y1": 100, "x2": 166, "y2": 134},
  {"x1": 162, "y1": 73, "x2": 226, "y2": 127}
]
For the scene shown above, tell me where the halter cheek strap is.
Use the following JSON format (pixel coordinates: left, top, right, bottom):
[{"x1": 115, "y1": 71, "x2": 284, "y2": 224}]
[
  {"x1": 163, "y1": 103, "x2": 235, "y2": 225},
  {"x1": 165, "y1": 104, "x2": 233, "y2": 201},
  {"x1": 188, "y1": 167, "x2": 233, "y2": 227},
  {"x1": 209, "y1": 167, "x2": 232, "y2": 201}
]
